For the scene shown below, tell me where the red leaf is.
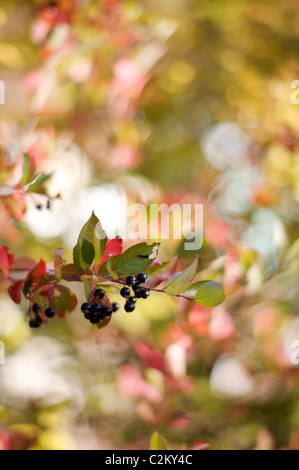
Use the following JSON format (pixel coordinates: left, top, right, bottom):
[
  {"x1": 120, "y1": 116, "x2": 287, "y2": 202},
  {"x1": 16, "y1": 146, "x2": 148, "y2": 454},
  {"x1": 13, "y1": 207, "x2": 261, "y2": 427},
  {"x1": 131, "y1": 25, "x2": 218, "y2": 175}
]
[
  {"x1": 24, "y1": 259, "x2": 47, "y2": 295},
  {"x1": 0, "y1": 246, "x2": 15, "y2": 276},
  {"x1": 8, "y1": 281, "x2": 24, "y2": 304},
  {"x1": 97, "y1": 237, "x2": 123, "y2": 271},
  {"x1": 29, "y1": 259, "x2": 47, "y2": 284}
]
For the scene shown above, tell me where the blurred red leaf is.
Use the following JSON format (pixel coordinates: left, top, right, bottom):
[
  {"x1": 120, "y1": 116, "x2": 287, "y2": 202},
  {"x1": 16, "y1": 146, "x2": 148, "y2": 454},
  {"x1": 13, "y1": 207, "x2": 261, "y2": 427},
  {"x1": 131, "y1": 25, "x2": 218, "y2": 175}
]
[
  {"x1": 191, "y1": 441, "x2": 210, "y2": 450},
  {"x1": 117, "y1": 364, "x2": 163, "y2": 403},
  {"x1": 134, "y1": 341, "x2": 164, "y2": 372},
  {"x1": 8, "y1": 280, "x2": 25, "y2": 304},
  {"x1": 0, "y1": 245, "x2": 15, "y2": 276}
]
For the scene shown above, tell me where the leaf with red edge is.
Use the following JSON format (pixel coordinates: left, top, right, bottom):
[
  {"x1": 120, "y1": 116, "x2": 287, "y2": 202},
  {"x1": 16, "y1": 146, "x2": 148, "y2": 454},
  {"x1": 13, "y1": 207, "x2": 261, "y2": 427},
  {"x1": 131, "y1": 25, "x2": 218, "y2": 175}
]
[
  {"x1": 0, "y1": 245, "x2": 15, "y2": 276},
  {"x1": 164, "y1": 256, "x2": 200, "y2": 295},
  {"x1": 24, "y1": 259, "x2": 47, "y2": 294},
  {"x1": 8, "y1": 281, "x2": 25, "y2": 304},
  {"x1": 145, "y1": 257, "x2": 178, "y2": 289},
  {"x1": 96, "y1": 237, "x2": 123, "y2": 271}
]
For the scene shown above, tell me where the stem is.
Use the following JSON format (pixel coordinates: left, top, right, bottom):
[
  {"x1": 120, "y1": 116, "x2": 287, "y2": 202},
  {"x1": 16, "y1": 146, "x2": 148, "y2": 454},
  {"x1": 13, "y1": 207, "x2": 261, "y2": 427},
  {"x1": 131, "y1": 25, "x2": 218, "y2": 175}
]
[{"x1": 58, "y1": 272, "x2": 196, "y2": 303}]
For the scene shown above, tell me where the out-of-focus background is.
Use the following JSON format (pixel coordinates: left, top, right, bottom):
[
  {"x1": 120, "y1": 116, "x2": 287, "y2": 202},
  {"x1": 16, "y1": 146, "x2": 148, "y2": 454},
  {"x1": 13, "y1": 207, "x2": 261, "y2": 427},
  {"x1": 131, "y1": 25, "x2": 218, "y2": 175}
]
[{"x1": 0, "y1": 0, "x2": 299, "y2": 450}]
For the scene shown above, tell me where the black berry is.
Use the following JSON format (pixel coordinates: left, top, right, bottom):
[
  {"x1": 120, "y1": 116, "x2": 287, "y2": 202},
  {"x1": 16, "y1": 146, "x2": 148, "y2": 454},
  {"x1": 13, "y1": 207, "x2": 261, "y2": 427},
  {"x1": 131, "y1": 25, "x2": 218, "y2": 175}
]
[
  {"x1": 90, "y1": 314, "x2": 101, "y2": 324},
  {"x1": 36, "y1": 204, "x2": 43, "y2": 211},
  {"x1": 135, "y1": 290, "x2": 143, "y2": 298},
  {"x1": 126, "y1": 275, "x2": 136, "y2": 287},
  {"x1": 112, "y1": 302, "x2": 120, "y2": 312},
  {"x1": 132, "y1": 283, "x2": 142, "y2": 293},
  {"x1": 81, "y1": 303, "x2": 91, "y2": 313},
  {"x1": 125, "y1": 302, "x2": 136, "y2": 313},
  {"x1": 45, "y1": 307, "x2": 55, "y2": 318},
  {"x1": 94, "y1": 288, "x2": 105, "y2": 299},
  {"x1": 29, "y1": 320, "x2": 42, "y2": 328},
  {"x1": 129, "y1": 296, "x2": 136, "y2": 303},
  {"x1": 32, "y1": 303, "x2": 41, "y2": 314},
  {"x1": 141, "y1": 289, "x2": 150, "y2": 299},
  {"x1": 103, "y1": 307, "x2": 113, "y2": 317},
  {"x1": 137, "y1": 272, "x2": 147, "y2": 284},
  {"x1": 84, "y1": 311, "x2": 91, "y2": 320},
  {"x1": 91, "y1": 304, "x2": 103, "y2": 314},
  {"x1": 120, "y1": 287, "x2": 130, "y2": 298}
]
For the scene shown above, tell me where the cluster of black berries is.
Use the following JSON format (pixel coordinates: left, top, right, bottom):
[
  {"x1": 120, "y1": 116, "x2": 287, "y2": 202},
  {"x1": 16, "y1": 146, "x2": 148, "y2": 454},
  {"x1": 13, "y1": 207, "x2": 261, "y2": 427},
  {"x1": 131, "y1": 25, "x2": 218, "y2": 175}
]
[
  {"x1": 120, "y1": 272, "x2": 149, "y2": 313},
  {"x1": 81, "y1": 288, "x2": 120, "y2": 325},
  {"x1": 29, "y1": 303, "x2": 56, "y2": 328},
  {"x1": 36, "y1": 199, "x2": 51, "y2": 211},
  {"x1": 80, "y1": 273, "x2": 149, "y2": 325}
]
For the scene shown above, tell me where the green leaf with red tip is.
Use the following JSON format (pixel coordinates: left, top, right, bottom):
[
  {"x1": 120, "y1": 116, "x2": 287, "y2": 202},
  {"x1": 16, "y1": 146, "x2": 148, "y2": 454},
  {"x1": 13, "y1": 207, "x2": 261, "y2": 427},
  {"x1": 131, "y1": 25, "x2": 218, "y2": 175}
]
[{"x1": 164, "y1": 256, "x2": 200, "y2": 295}]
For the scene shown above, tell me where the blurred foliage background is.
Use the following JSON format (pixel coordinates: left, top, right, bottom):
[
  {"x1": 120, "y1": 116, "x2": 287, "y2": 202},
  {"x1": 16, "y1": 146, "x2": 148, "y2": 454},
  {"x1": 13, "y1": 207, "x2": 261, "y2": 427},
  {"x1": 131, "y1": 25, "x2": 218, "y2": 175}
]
[{"x1": 0, "y1": 0, "x2": 299, "y2": 450}]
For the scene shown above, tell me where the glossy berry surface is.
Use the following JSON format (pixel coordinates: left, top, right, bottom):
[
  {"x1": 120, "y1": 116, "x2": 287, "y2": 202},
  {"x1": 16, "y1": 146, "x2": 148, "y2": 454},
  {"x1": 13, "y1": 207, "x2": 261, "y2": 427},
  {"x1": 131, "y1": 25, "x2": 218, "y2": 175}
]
[
  {"x1": 103, "y1": 307, "x2": 113, "y2": 317},
  {"x1": 91, "y1": 304, "x2": 103, "y2": 314},
  {"x1": 120, "y1": 287, "x2": 130, "y2": 298},
  {"x1": 94, "y1": 288, "x2": 105, "y2": 299},
  {"x1": 90, "y1": 314, "x2": 101, "y2": 324},
  {"x1": 132, "y1": 283, "x2": 142, "y2": 293},
  {"x1": 124, "y1": 302, "x2": 136, "y2": 313},
  {"x1": 81, "y1": 303, "x2": 91, "y2": 313},
  {"x1": 137, "y1": 272, "x2": 147, "y2": 284},
  {"x1": 141, "y1": 289, "x2": 150, "y2": 299},
  {"x1": 112, "y1": 302, "x2": 120, "y2": 312},
  {"x1": 126, "y1": 275, "x2": 136, "y2": 286},
  {"x1": 129, "y1": 296, "x2": 137, "y2": 303},
  {"x1": 45, "y1": 307, "x2": 55, "y2": 318}
]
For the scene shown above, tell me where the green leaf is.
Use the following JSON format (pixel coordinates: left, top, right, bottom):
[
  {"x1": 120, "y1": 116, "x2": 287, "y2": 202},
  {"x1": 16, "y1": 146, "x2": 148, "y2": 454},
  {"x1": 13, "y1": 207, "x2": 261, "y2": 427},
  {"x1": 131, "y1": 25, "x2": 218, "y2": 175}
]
[
  {"x1": 26, "y1": 173, "x2": 52, "y2": 194},
  {"x1": 111, "y1": 242, "x2": 160, "y2": 275},
  {"x1": 150, "y1": 432, "x2": 168, "y2": 451},
  {"x1": 183, "y1": 280, "x2": 225, "y2": 307},
  {"x1": 21, "y1": 154, "x2": 32, "y2": 186},
  {"x1": 164, "y1": 256, "x2": 199, "y2": 295},
  {"x1": 84, "y1": 282, "x2": 92, "y2": 302},
  {"x1": 93, "y1": 219, "x2": 108, "y2": 270},
  {"x1": 106, "y1": 257, "x2": 118, "y2": 280},
  {"x1": 73, "y1": 213, "x2": 99, "y2": 273}
]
